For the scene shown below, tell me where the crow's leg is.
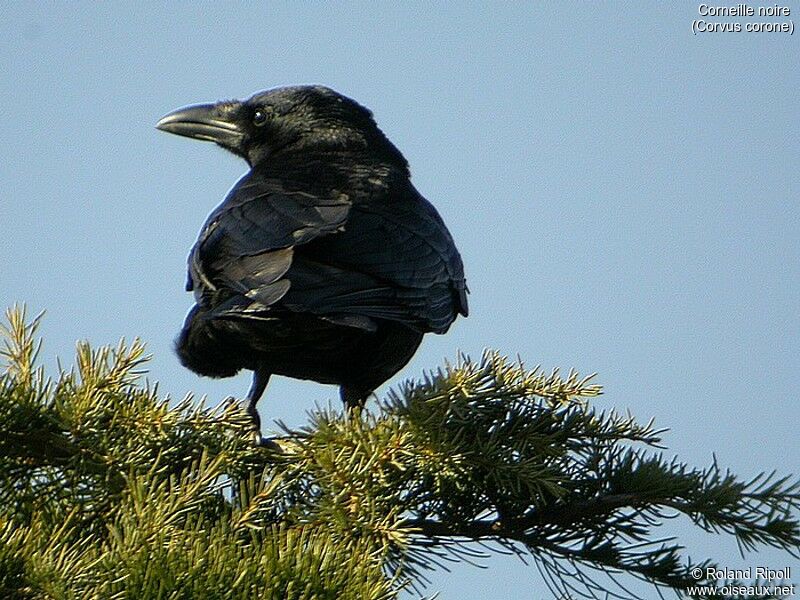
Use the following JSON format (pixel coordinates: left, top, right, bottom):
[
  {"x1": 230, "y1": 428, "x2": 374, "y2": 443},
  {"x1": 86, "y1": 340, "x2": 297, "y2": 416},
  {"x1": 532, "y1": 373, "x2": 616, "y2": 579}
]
[
  {"x1": 340, "y1": 386, "x2": 372, "y2": 411},
  {"x1": 246, "y1": 368, "x2": 271, "y2": 436}
]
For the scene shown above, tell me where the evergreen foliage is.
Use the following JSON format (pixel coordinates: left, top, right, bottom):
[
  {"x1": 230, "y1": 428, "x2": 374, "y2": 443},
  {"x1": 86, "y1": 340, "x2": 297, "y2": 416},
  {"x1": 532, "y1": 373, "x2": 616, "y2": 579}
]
[{"x1": 1, "y1": 306, "x2": 798, "y2": 599}]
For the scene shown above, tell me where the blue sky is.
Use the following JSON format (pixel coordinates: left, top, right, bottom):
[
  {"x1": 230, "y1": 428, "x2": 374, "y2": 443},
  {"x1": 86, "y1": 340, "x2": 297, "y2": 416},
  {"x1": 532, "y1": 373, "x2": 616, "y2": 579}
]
[{"x1": 2, "y1": 3, "x2": 798, "y2": 597}]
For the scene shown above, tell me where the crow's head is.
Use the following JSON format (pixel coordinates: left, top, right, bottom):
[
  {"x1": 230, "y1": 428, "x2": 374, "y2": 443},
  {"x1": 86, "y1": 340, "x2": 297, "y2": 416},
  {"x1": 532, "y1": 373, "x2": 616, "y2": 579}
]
[{"x1": 157, "y1": 85, "x2": 407, "y2": 169}]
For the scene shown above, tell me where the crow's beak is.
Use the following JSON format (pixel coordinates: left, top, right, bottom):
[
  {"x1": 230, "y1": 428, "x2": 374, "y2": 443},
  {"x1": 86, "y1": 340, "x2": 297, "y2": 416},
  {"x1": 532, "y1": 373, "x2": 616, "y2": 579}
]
[{"x1": 156, "y1": 103, "x2": 244, "y2": 147}]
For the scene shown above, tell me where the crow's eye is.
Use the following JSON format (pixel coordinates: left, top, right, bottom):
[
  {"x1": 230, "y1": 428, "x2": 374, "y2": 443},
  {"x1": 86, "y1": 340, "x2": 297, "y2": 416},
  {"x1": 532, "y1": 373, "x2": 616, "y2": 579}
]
[{"x1": 253, "y1": 108, "x2": 269, "y2": 127}]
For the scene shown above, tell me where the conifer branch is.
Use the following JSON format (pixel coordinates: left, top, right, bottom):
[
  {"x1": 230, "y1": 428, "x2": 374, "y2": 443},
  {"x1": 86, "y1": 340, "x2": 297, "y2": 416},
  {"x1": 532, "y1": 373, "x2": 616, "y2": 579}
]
[{"x1": 1, "y1": 307, "x2": 798, "y2": 599}]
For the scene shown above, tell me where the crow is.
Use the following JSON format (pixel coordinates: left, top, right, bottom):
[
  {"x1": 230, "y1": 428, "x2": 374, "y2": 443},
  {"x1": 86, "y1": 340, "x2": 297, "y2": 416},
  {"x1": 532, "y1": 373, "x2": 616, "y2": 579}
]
[{"x1": 156, "y1": 85, "x2": 468, "y2": 432}]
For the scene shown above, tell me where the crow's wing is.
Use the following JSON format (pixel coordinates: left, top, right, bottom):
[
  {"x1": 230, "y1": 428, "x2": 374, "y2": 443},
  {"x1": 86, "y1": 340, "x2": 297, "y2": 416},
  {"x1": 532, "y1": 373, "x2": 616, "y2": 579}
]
[
  {"x1": 189, "y1": 172, "x2": 467, "y2": 333},
  {"x1": 187, "y1": 172, "x2": 351, "y2": 312},
  {"x1": 285, "y1": 184, "x2": 468, "y2": 333}
]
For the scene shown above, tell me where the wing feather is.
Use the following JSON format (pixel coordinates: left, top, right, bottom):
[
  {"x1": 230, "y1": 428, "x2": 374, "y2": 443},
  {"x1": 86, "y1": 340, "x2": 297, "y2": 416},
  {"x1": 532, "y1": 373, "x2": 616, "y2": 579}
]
[{"x1": 187, "y1": 170, "x2": 467, "y2": 333}]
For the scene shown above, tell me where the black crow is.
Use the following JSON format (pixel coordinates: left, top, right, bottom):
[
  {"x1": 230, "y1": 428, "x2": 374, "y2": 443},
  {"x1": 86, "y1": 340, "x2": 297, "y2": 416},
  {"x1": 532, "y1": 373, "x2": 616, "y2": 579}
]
[{"x1": 157, "y1": 85, "x2": 468, "y2": 431}]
